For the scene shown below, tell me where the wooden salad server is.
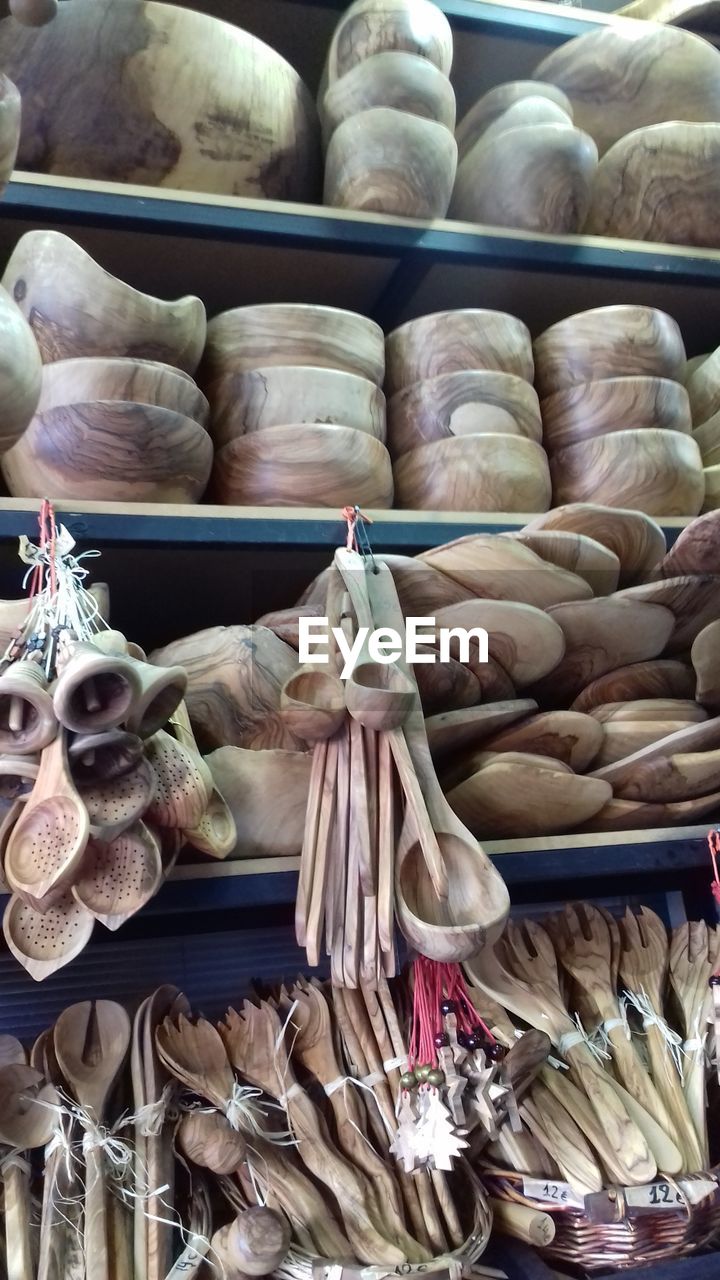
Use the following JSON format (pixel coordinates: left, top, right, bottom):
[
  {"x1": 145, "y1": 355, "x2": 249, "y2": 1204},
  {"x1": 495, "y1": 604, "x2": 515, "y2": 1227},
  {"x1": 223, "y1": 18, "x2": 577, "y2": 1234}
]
[
  {"x1": 669, "y1": 921, "x2": 716, "y2": 1165},
  {"x1": 0, "y1": 1059, "x2": 58, "y2": 1280}
]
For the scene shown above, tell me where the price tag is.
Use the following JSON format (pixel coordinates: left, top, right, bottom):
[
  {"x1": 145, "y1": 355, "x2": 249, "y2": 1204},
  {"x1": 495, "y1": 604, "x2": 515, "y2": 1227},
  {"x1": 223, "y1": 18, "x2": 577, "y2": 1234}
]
[
  {"x1": 164, "y1": 1235, "x2": 209, "y2": 1280},
  {"x1": 522, "y1": 1178, "x2": 585, "y2": 1210},
  {"x1": 679, "y1": 1177, "x2": 719, "y2": 1206},
  {"x1": 624, "y1": 1182, "x2": 686, "y2": 1212}
]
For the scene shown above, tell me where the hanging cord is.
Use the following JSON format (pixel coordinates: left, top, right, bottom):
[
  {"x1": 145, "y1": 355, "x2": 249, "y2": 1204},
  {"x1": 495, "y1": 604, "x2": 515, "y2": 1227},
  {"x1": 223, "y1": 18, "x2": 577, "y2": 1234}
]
[{"x1": 341, "y1": 505, "x2": 376, "y2": 570}]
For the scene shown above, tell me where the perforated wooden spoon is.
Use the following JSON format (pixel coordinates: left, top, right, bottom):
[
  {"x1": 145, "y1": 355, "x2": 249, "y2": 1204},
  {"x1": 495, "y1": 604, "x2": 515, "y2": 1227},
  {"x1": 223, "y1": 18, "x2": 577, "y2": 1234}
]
[
  {"x1": 3, "y1": 890, "x2": 94, "y2": 980},
  {"x1": 183, "y1": 782, "x2": 236, "y2": 860},
  {"x1": 77, "y1": 755, "x2": 156, "y2": 840},
  {"x1": 71, "y1": 822, "x2": 163, "y2": 929},
  {"x1": 4, "y1": 727, "x2": 89, "y2": 903},
  {"x1": 145, "y1": 731, "x2": 212, "y2": 830}
]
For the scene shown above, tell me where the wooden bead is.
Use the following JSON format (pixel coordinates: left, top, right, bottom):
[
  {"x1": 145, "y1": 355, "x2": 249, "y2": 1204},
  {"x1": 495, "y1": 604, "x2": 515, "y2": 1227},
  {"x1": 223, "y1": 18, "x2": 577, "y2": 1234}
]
[
  {"x1": 533, "y1": 305, "x2": 686, "y2": 398},
  {"x1": 176, "y1": 1110, "x2": 246, "y2": 1175},
  {"x1": 549, "y1": 429, "x2": 705, "y2": 517},
  {"x1": 387, "y1": 369, "x2": 542, "y2": 459},
  {"x1": 456, "y1": 80, "x2": 572, "y2": 161},
  {"x1": 386, "y1": 309, "x2": 533, "y2": 396},
  {"x1": 540, "y1": 376, "x2": 692, "y2": 455},
  {"x1": 224, "y1": 1207, "x2": 291, "y2": 1276},
  {"x1": 393, "y1": 434, "x2": 551, "y2": 513}
]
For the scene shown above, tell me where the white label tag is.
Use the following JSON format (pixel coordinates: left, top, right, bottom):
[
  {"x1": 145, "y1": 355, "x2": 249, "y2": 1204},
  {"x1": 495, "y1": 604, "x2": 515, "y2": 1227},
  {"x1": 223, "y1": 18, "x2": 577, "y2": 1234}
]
[
  {"x1": 624, "y1": 1182, "x2": 686, "y2": 1212},
  {"x1": 522, "y1": 1177, "x2": 585, "y2": 1210},
  {"x1": 164, "y1": 1234, "x2": 209, "y2": 1280}
]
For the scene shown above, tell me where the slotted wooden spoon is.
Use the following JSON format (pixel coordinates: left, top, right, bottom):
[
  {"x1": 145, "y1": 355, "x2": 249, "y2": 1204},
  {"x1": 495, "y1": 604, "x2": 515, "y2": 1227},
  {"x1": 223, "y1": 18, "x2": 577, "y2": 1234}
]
[
  {"x1": 71, "y1": 822, "x2": 163, "y2": 929},
  {"x1": 3, "y1": 890, "x2": 94, "y2": 980},
  {"x1": 77, "y1": 755, "x2": 156, "y2": 840},
  {"x1": 145, "y1": 731, "x2": 212, "y2": 830},
  {"x1": 4, "y1": 727, "x2": 89, "y2": 902}
]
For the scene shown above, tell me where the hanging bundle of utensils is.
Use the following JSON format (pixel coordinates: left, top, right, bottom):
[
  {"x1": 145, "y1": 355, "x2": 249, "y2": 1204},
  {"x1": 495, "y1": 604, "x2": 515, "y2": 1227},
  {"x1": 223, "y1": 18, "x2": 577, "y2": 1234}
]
[{"x1": 0, "y1": 500, "x2": 235, "y2": 979}]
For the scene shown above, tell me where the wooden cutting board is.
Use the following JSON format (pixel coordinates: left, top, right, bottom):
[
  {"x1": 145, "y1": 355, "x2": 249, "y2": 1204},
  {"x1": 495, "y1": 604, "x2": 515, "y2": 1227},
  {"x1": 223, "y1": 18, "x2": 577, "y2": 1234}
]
[
  {"x1": 447, "y1": 757, "x2": 611, "y2": 837},
  {"x1": 576, "y1": 791, "x2": 720, "y2": 832},
  {"x1": 524, "y1": 503, "x2": 666, "y2": 583},
  {"x1": 595, "y1": 721, "x2": 696, "y2": 767},
  {"x1": 614, "y1": 575, "x2": 720, "y2": 652},
  {"x1": 590, "y1": 715, "x2": 720, "y2": 789},
  {"x1": 425, "y1": 700, "x2": 538, "y2": 760},
  {"x1": 571, "y1": 660, "x2": 696, "y2": 713},
  {"x1": 481, "y1": 710, "x2": 603, "y2": 771},
  {"x1": 419, "y1": 533, "x2": 592, "y2": 607},
  {"x1": 501, "y1": 530, "x2": 620, "y2": 596}
]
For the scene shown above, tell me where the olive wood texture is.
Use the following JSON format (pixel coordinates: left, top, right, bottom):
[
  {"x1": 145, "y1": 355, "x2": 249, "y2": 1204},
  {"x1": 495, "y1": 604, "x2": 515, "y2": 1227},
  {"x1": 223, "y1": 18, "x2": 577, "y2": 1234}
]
[
  {"x1": 150, "y1": 625, "x2": 303, "y2": 752},
  {"x1": 533, "y1": 305, "x2": 686, "y2": 399},
  {"x1": 692, "y1": 619, "x2": 720, "y2": 707},
  {"x1": 0, "y1": 74, "x2": 18, "y2": 192},
  {"x1": 590, "y1": 699, "x2": 706, "y2": 723},
  {"x1": 321, "y1": 51, "x2": 456, "y2": 142},
  {"x1": 577, "y1": 792, "x2": 720, "y2": 831},
  {"x1": 533, "y1": 23, "x2": 720, "y2": 154},
  {"x1": 540, "y1": 377, "x2": 692, "y2": 455},
  {"x1": 2, "y1": 891, "x2": 94, "y2": 981},
  {"x1": 37, "y1": 358, "x2": 208, "y2": 426},
  {"x1": 572, "y1": 660, "x2": 696, "y2": 714},
  {"x1": 3, "y1": 230, "x2": 205, "y2": 373},
  {"x1": 433, "y1": 599, "x2": 565, "y2": 686},
  {"x1": 530, "y1": 598, "x2": 676, "y2": 706},
  {"x1": 323, "y1": 107, "x2": 457, "y2": 219},
  {"x1": 451, "y1": 123, "x2": 597, "y2": 235},
  {"x1": 0, "y1": 285, "x2": 42, "y2": 455},
  {"x1": 323, "y1": 0, "x2": 453, "y2": 84},
  {"x1": 297, "y1": 552, "x2": 478, "y2": 615},
  {"x1": 0, "y1": 0, "x2": 320, "y2": 200},
  {"x1": 424, "y1": 699, "x2": 538, "y2": 760},
  {"x1": 525, "y1": 503, "x2": 666, "y2": 583},
  {"x1": 479, "y1": 96, "x2": 572, "y2": 145},
  {"x1": 207, "y1": 365, "x2": 385, "y2": 449},
  {"x1": 213, "y1": 1208, "x2": 291, "y2": 1278},
  {"x1": 614, "y1": 574, "x2": 720, "y2": 652},
  {"x1": 481, "y1": 710, "x2": 603, "y2": 772},
  {"x1": 501, "y1": 530, "x2": 620, "y2": 595},
  {"x1": 591, "y1": 715, "x2": 720, "y2": 791},
  {"x1": 385, "y1": 309, "x2": 533, "y2": 397},
  {"x1": 202, "y1": 303, "x2": 384, "y2": 386},
  {"x1": 447, "y1": 755, "x2": 611, "y2": 837},
  {"x1": 549, "y1": 429, "x2": 705, "y2": 517},
  {"x1": 610, "y1": 746, "x2": 720, "y2": 800},
  {"x1": 686, "y1": 347, "x2": 720, "y2": 424},
  {"x1": 420, "y1": 533, "x2": 592, "y2": 607},
  {"x1": 393, "y1": 433, "x2": 551, "y2": 512},
  {"x1": 618, "y1": 0, "x2": 720, "y2": 21},
  {"x1": 387, "y1": 369, "x2": 542, "y2": 459},
  {"x1": 212, "y1": 424, "x2": 394, "y2": 509},
  {"x1": 594, "y1": 721, "x2": 696, "y2": 766},
  {"x1": 455, "y1": 80, "x2": 572, "y2": 161},
  {"x1": 585, "y1": 122, "x2": 720, "y2": 249},
  {"x1": 4, "y1": 728, "x2": 89, "y2": 903},
  {"x1": 694, "y1": 415, "x2": 720, "y2": 464},
  {"x1": 2, "y1": 401, "x2": 213, "y2": 504},
  {"x1": 660, "y1": 510, "x2": 720, "y2": 577},
  {"x1": 703, "y1": 463, "x2": 720, "y2": 510}
]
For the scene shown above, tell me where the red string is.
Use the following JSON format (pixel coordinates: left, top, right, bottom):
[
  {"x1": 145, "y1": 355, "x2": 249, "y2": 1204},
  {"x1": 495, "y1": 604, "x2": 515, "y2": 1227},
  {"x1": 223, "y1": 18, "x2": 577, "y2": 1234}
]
[
  {"x1": 408, "y1": 956, "x2": 497, "y2": 1068},
  {"x1": 708, "y1": 829, "x2": 720, "y2": 915},
  {"x1": 341, "y1": 505, "x2": 373, "y2": 553}
]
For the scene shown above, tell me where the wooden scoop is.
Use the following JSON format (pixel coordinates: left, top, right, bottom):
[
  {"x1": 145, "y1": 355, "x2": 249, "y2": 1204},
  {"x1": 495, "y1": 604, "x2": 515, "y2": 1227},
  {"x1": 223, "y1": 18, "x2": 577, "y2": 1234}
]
[
  {"x1": 280, "y1": 601, "x2": 347, "y2": 745},
  {"x1": 68, "y1": 729, "x2": 143, "y2": 781},
  {"x1": 4, "y1": 727, "x2": 89, "y2": 902},
  {"x1": 2, "y1": 890, "x2": 94, "y2": 980},
  {"x1": 145, "y1": 730, "x2": 212, "y2": 829},
  {"x1": 335, "y1": 548, "x2": 415, "y2": 730},
  {"x1": 212, "y1": 1207, "x2": 291, "y2": 1278},
  {"x1": 0, "y1": 659, "x2": 58, "y2": 755},
  {"x1": 72, "y1": 822, "x2": 163, "y2": 929},
  {"x1": 53, "y1": 639, "x2": 141, "y2": 733},
  {"x1": 183, "y1": 783, "x2": 236, "y2": 859},
  {"x1": 54, "y1": 1001, "x2": 131, "y2": 1280},
  {"x1": 77, "y1": 754, "x2": 157, "y2": 840}
]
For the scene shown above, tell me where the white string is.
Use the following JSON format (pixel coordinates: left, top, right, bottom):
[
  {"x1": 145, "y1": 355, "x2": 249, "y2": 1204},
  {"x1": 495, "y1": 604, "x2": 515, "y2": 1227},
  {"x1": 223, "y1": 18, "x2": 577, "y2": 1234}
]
[
  {"x1": 623, "y1": 988, "x2": 685, "y2": 1078},
  {"x1": 383, "y1": 1056, "x2": 407, "y2": 1072},
  {"x1": 557, "y1": 1029, "x2": 585, "y2": 1057},
  {"x1": 361, "y1": 1070, "x2": 385, "y2": 1087},
  {"x1": 603, "y1": 1011, "x2": 631, "y2": 1041},
  {"x1": 0, "y1": 1150, "x2": 31, "y2": 1176}
]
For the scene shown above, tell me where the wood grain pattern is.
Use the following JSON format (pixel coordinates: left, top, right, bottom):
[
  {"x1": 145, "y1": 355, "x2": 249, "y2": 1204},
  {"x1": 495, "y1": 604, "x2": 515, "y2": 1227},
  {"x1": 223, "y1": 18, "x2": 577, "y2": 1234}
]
[
  {"x1": 501, "y1": 530, "x2": 620, "y2": 595},
  {"x1": 385, "y1": 309, "x2": 533, "y2": 397},
  {"x1": 393, "y1": 433, "x2": 551, "y2": 512},
  {"x1": 434, "y1": 598, "x2": 565, "y2": 685},
  {"x1": 686, "y1": 346, "x2": 720, "y2": 424},
  {"x1": 541, "y1": 377, "x2": 692, "y2": 455},
  {"x1": 589, "y1": 698, "x2": 707, "y2": 723},
  {"x1": 2, "y1": 891, "x2": 94, "y2": 980},
  {"x1": 2, "y1": 401, "x2": 213, "y2": 504},
  {"x1": 455, "y1": 80, "x2": 572, "y2": 161},
  {"x1": 533, "y1": 305, "x2": 686, "y2": 399},
  {"x1": 525, "y1": 502, "x2": 666, "y2": 582},
  {"x1": 660, "y1": 509, "x2": 720, "y2": 576},
  {"x1": 693, "y1": 413, "x2": 720, "y2": 463},
  {"x1": 212, "y1": 424, "x2": 393, "y2": 508},
  {"x1": 3, "y1": 230, "x2": 205, "y2": 373},
  {"x1": 321, "y1": 51, "x2": 455, "y2": 142},
  {"x1": 0, "y1": 74, "x2": 19, "y2": 191},
  {"x1": 206, "y1": 365, "x2": 385, "y2": 449},
  {"x1": 324, "y1": 107, "x2": 457, "y2": 219},
  {"x1": 206, "y1": 746, "x2": 311, "y2": 857},
  {"x1": 424, "y1": 699, "x2": 538, "y2": 760},
  {"x1": 703, "y1": 462, "x2": 720, "y2": 510},
  {"x1": 420, "y1": 533, "x2": 592, "y2": 607},
  {"x1": 451, "y1": 123, "x2": 597, "y2": 235},
  {"x1": 549, "y1": 429, "x2": 705, "y2": 517},
  {"x1": 585, "y1": 122, "x2": 720, "y2": 249},
  {"x1": 324, "y1": 0, "x2": 453, "y2": 84},
  {"x1": 591, "y1": 715, "x2": 720, "y2": 789},
  {"x1": 0, "y1": 0, "x2": 321, "y2": 200},
  {"x1": 202, "y1": 302, "x2": 384, "y2": 386},
  {"x1": 0, "y1": 285, "x2": 42, "y2": 454},
  {"x1": 479, "y1": 96, "x2": 572, "y2": 146},
  {"x1": 617, "y1": 0, "x2": 720, "y2": 22},
  {"x1": 571, "y1": 659, "x2": 696, "y2": 713},
  {"x1": 447, "y1": 757, "x2": 611, "y2": 837},
  {"x1": 595, "y1": 720, "x2": 696, "y2": 767},
  {"x1": 692, "y1": 619, "x2": 720, "y2": 707},
  {"x1": 9, "y1": 0, "x2": 58, "y2": 24},
  {"x1": 480, "y1": 710, "x2": 603, "y2": 771},
  {"x1": 37, "y1": 357, "x2": 208, "y2": 425},
  {"x1": 387, "y1": 368, "x2": 542, "y2": 458},
  {"x1": 614, "y1": 574, "x2": 720, "y2": 652},
  {"x1": 533, "y1": 24, "x2": 720, "y2": 154},
  {"x1": 578, "y1": 791, "x2": 720, "y2": 831},
  {"x1": 612, "y1": 747, "x2": 720, "y2": 803}
]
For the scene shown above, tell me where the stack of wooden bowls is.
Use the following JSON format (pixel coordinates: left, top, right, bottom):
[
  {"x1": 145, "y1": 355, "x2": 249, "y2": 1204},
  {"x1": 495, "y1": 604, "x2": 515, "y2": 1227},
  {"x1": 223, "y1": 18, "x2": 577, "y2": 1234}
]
[
  {"x1": 321, "y1": 0, "x2": 458, "y2": 219},
  {"x1": 451, "y1": 80, "x2": 598, "y2": 234},
  {"x1": 0, "y1": 231, "x2": 212, "y2": 504},
  {"x1": 684, "y1": 347, "x2": 720, "y2": 510},
  {"x1": 535, "y1": 305, "x2": 705, "y2": 517},
  {"x1": 387, "y1": 309, "x2": 551, "y2": 512},
  {"x1": 204, "y1": 303, "x2": 393, "y2": 508}
]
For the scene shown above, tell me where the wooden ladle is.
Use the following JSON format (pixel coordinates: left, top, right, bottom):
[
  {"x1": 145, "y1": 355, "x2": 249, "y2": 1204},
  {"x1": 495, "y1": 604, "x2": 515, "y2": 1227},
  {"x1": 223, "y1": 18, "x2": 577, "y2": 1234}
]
[
  {"x1": 335, "y1": 547, "x2": 415, "y2": 731},
  {"x1": 280, "y1": 589, "x2": 346, "y2": 743},
  {"x1": 54, "y1": 1001, "x2": 132, "y2": 1280},
  {"x1": 0, "y1": 658, "x2": 58, "y2": 755}
]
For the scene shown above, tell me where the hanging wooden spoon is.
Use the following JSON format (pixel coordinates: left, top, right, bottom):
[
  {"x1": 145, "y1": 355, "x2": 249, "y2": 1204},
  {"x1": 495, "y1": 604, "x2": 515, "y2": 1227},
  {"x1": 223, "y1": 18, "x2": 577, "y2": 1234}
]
[
  {"x1": 77, "y1": 755, "x2": 157, "y2": 841},
  {"x1": 145, "y1": 731, "x2": 212, "y2": 830},
  {"x1": 4, "y1": 727, "x2": 89, "y2": 903},
  {"x1": 3, "y1": 890, "x2": 94, "y2": 980},
  {"x1": 71, "y1": 822, "x2": 163, "y2": 929}
]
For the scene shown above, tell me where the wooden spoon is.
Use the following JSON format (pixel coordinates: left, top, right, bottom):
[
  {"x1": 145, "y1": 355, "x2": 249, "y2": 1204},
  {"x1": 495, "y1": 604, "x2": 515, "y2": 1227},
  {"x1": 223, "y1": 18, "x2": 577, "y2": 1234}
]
[
  {"x1": 77, "y1": 755, "x2": 157, "y2": 840},
  {"x1": 4, "y1": 727, "x2": 89, "y2": 902},
  {"x1": 669, "y1": 921, "x2": 715, "y2": 1165},
  {"x1": 3, "y1": 890, "x2": 94, "y2": 980},
  {"x1": 71, "y1": 822, "x2": 163, "y2": 929},
  {"x1": 425, "y1": 700, "x2": 538, "y2": 761},
  {"x1": 145, "y1": 731, "x2": 212, "y2": 829},
  {"x1": 183, "y1": 783, "x2": 236, "y2": 860}
]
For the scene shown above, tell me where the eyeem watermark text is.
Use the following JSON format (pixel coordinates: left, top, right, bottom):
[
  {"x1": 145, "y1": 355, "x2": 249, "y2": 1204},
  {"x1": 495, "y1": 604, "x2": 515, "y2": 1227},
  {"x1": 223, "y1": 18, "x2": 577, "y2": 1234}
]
[{"x1": 299, "y1": 617, "x2": 489, "y2": 680}]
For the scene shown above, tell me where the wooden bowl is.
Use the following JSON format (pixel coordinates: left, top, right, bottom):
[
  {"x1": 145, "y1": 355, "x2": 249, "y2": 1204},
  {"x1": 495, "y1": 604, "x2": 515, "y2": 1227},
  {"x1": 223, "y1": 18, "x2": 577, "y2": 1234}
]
[
  {"x1": 686, "y1": 353, "x2": 711, "y2": 383},
  {"x1": 541, "y1": 376, "x2": 692, "y2": 454},
  {"x1": 321, "y1": 51, "x2": 456, "y2": 143},
  {"x1": 525, "y1": 502, "x2": 666, "y2": 583},
  {"x1": 0, "y1": 0, "x2": 321, "y2": 200},
  {"x1": 323, "y1": 107, "x2": 457, "y2": 219},
  {"x1": 385, "y1": 309, "x2": 533, "y2": 396},
  {"x1": 0, "y1": 284, "x2": 42, "y2": 454},
  {"x1": 693, "y1": 412, "x2": 720, "y2": 461},
  {"x1": 456, "y1": 80, "x2": 572, "y2": 161},
  {"x1": 2, "y1": 400, "x2": 213, "y2": 503},
  {"x1": 324, "y1": 0, "x2": 453, "y2": 84},
  {"x1": 451, "y1": 122, "x2": 597, "y2": 234},
  {"x1": 533, "y1": 23, "x2": 720, "y2": 154},
  {"x1": 686, "y1": 347, "x2": 720, "y2": 424},
  {"x1": 660, "y1": 509, "x2": 720, "y2": 577},
  {"x1": 202, "y1": 303, "x2": 384, "y2": 386},
  {"x1": 550, "y1": 429, "x2": 704, "y2": 516},
  {"x1": 207, "y1": 746, "x2": 311, "y2": 858},
  {"x1": 211, "y1": 424, "x2": 394, "y2": 508},
  {"x1": 387, "y1": 369, "x2": 542, "y2": 459},
  {"x1": 479, "y1": 96, "x2": 572, "y2": 146},
  {"x1": 533, "y1": 305, "x2": 686, "y2": 398},
  {"x1": 3, "y1": 230, "x2": 206, "y2": 373},
  {"x1": 0, "y1": 74, "x2": 19, "y2": 192},
  {"x1": 585, "y1": 122, "x2": 720, "y2": 248},
  {"x1": 206, "y1": 365, "x2": 386, "y2": 449},
  {"x1": 37, "y1": 357, "x2": 208, "y2": 425},
  {"x1": 393, "y1": 434, "x2": 551, "y2": 512}
]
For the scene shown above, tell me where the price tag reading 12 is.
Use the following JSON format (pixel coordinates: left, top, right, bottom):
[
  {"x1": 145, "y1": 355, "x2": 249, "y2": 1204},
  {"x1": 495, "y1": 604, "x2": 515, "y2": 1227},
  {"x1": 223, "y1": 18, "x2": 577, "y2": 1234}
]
[
  {"x1": 522, "y1": 1178, "x2": 586, "y2": 1210},
  {"x1": 624, "y1": 1183, "x2": 687, "y2": 1213}
]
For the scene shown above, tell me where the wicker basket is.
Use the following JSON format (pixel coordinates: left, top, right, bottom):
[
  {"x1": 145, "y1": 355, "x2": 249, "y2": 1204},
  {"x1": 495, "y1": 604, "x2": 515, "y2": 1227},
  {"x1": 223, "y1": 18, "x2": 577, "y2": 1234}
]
[{"x1": 482, "y1": 1168, "x2": 720, "y2": 1272}]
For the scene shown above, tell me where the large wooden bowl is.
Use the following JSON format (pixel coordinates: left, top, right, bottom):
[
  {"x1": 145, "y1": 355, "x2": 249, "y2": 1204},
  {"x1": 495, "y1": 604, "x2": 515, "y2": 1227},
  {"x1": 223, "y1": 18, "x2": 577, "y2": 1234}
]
[
  {"x1": 202, "y1": 303, "x2": 384, "y2": 386},
  {"x1": 533, "y1": 23, "x2": 720, "y2": 154},
  {"x1": 211, "y1": 424, "x2": 393, "y2": 508},
  {"x1": 685, "y1": 347, "x2": 720, "y2": 425},
  {"x1": 0, "y1": 284, "x2": 42, "y2": 454},
  {"x1": 0, "y1": 74, "x2": 19, "y2": 193},
  {"x1": 479, "y1": 96, "x2": 572, "y2": 145},
  {"x1": 37, "y1": 357, "x2": 208, "y2": 425},
  {"x1": 393, "y1": 434, "x2": 551, "y2": 512},
  {"x1": 550, "y1": 428, "x2": 705, "y2": 516},
  {"x1": 2, "y1": 400, "x2": 213, "y2": 503},
  {"x1": 541, "y1": 376, "x2": 692, "y2": 454},
  {"x1": 385, "y1": 309, "x2": 533, "y2": 396},
  {"x1": 456, "y1": 80, "x2": 572, "y2": 161},
  {"x1": 324, "y1": 107, "x2": 457, "y2": 219},
  {"x1": 533, "y1": 305, "x2": 686, "y2": 398},
  {"x1": 3, "y1": 230, "x2": 206, "y2": 373},
  {"x1": 0, "y1": 0, "x2": 321, "y2": 200},
  {"x1": 451, "y1": 121, "x2": 597, "y2": 234},
  {"x1": 388, "y1": 368, "x2": 542, "y2": 458},
  {"x1": 695, "y1": 413, "x2": 720, "y2": 462},
  {"x1": 585, "y1": 122, "x2": 720, "y2": 248},
  {"x1": 321, "y1": 51, "x2": 456, "y2": 144},
  {"x1": 207, "y1": 365, "x2": 386, "y2": 449},
  {"x1": 324, "y1": 0, "x2": 453, "y2": 84}
]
